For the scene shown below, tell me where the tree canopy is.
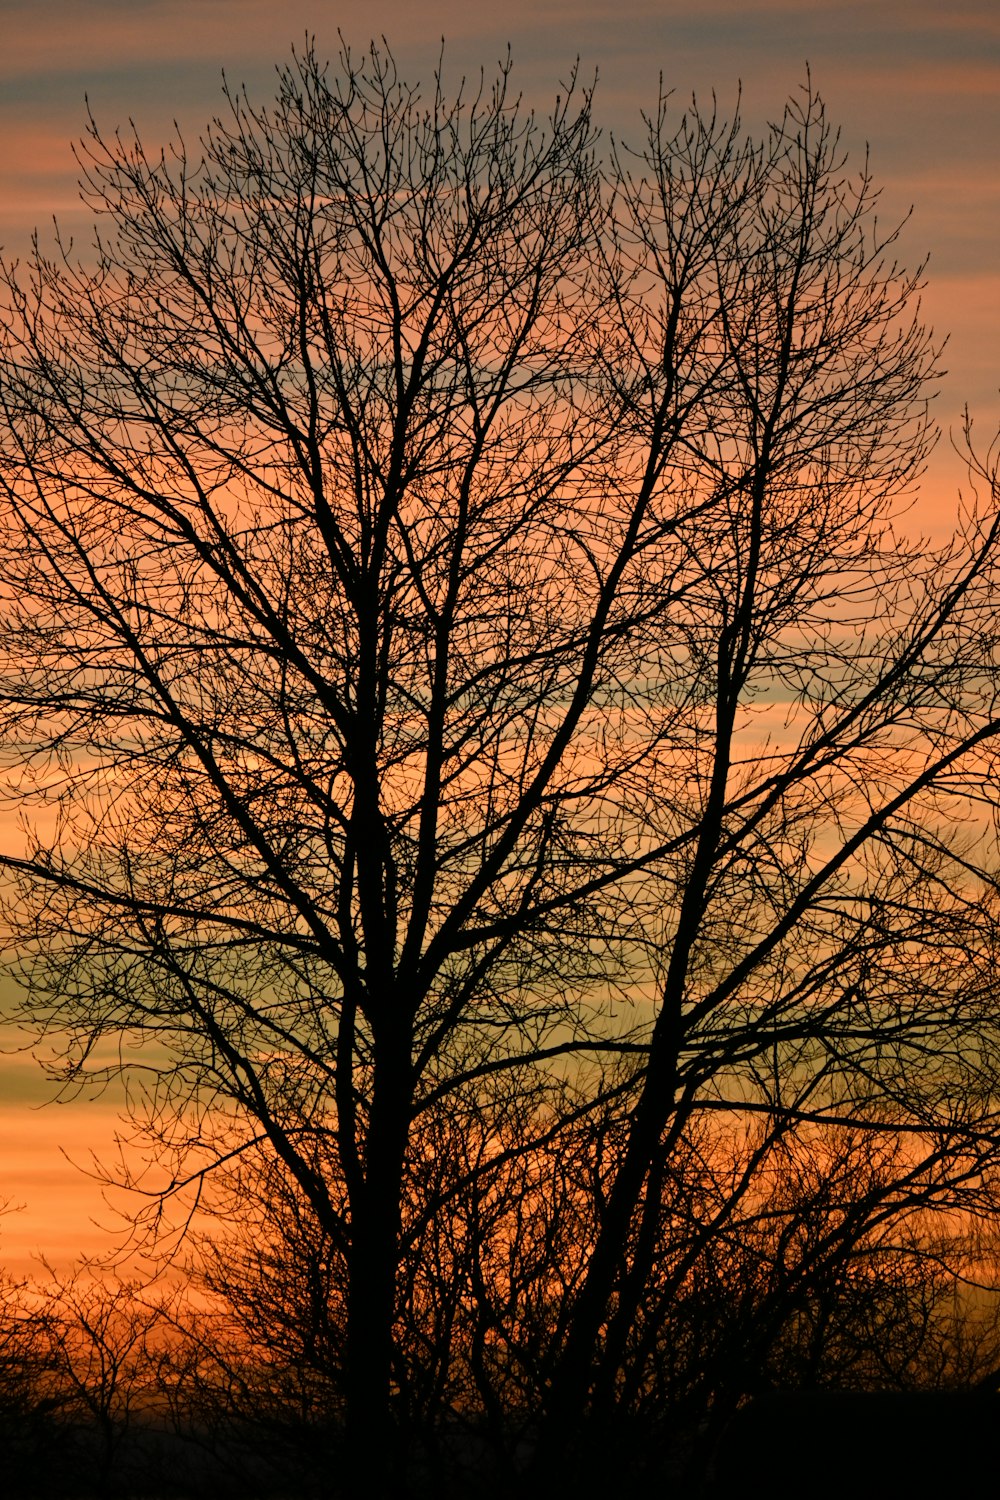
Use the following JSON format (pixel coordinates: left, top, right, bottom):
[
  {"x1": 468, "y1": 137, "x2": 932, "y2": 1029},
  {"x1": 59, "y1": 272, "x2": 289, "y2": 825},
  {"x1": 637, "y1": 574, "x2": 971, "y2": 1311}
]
[{"x1": 0, "y1": 40, "x2": 998, "y2": 1496}]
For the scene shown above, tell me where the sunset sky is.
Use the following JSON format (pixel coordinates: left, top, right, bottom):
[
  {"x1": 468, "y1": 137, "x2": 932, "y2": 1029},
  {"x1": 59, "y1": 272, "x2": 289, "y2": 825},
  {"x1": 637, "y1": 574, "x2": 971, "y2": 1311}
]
[{"x1": 0, "y1": 0, "x2": 996, "y2": 1277}]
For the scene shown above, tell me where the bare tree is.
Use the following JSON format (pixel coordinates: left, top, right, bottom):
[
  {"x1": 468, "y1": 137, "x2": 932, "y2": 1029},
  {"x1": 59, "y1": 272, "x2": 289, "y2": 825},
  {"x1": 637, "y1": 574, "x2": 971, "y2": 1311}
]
[
  {"x1": 32, "y1": 1269, "x2": 175, "y2": 1494},
  {"x1": 0, "y1": 38, "x2": 998, "y2": 1493},
  {"x1": 0, "y1": 1257, "x2": 53, "y2": 1483}
]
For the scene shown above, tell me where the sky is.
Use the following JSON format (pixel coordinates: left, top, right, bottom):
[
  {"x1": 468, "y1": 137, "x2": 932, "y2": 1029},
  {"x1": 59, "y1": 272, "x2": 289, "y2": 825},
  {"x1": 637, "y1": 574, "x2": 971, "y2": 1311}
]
[{"x1": 0, "y1": 0, "x2": 996, "y2": 1277}]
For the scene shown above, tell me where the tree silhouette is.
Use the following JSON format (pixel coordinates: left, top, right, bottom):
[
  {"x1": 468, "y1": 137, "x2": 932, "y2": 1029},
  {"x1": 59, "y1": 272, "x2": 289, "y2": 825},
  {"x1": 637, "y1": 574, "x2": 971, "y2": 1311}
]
[
  {"x1": 0, "y1": 39, "x2": 999, "y2": 1492},
  {"x1": 33, "y1": 1270, "x2": 174, "y2": 1495}
]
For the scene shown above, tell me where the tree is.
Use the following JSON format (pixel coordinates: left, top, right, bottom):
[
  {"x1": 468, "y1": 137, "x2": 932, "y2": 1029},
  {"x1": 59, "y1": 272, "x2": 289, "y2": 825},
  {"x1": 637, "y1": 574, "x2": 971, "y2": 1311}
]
[
  {"x1": 33, "y1": 1269, "x2": 174, "y2": 1495},
  {"x1": 0, "y1": 1259, "x2": 54, "y2": 1489},
  {"x1": 0, "y1": 38, "x2": 999, "y2": 1493}
]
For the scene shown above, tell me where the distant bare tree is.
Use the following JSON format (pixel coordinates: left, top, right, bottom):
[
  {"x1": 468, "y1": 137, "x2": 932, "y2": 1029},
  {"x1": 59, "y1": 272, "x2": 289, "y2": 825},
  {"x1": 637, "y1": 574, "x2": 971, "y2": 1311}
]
[
  {"x1": 33, "y1": 1270, "x2": 174, "y2": 1492},
  {"x1": 0, "y1": 1262, "x2": 49, "y2": 1437},
  {"x1": 0, "y1": 38, "x2": 998, "y2": 1493}
]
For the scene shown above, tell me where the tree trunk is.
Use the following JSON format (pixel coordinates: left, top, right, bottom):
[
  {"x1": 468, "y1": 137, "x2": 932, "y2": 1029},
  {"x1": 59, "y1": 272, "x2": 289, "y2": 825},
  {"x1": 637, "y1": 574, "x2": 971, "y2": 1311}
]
[
  {"x1": 528, "y1": 1094, "x2": 667, "y2": 1489},
  {"x1": 342, "y1": 1049, "x2": 410, "y2": 1497}
]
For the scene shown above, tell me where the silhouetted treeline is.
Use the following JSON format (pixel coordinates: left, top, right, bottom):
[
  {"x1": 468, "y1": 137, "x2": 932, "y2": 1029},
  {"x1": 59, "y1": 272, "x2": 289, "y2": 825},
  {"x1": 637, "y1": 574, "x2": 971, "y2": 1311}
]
[{"x1": 4, "y1": 1131, "x2": 1000, "y2": 1498}]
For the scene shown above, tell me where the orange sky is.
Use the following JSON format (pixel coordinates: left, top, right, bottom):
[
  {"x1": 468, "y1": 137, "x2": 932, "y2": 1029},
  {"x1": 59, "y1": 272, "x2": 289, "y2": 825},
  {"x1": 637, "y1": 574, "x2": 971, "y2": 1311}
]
[{"x1": 0, "y1": 0, "x2": 996, "y2": 1277}]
